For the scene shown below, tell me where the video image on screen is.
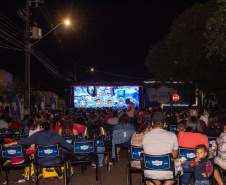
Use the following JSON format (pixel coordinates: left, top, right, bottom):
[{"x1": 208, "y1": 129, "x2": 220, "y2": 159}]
[{"x1": 74, "y1": 86, "x2": 139, "y2": 108}]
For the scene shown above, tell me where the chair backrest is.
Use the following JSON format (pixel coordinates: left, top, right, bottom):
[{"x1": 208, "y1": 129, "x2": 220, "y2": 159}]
[
  {"x1": 128, "y1": 145, "x2": 144, "y2": 162},
  {"x1": 12, "y1": 130, "x2": 20, "y2": 136},
  {"x1": 178, "y1": 147, "x2": 195, "y2": 162},
  {"x1": 165, "y1": 123, "x2": 169, "y2": 131},
  {"x1": 208, "y1": 137, "x2": 217, "y2": 148},
  {"x1": 0, "y1": 145, "x2": 26, "y2": 159},
  {"x1": 0, "y1": 130, "x2": 4, "y2": 137},
  {"x1": 72, "y1": 140, "x2": 97, "y2": 154},
  {"x1": 96, "y1": 135, "x2": 105, "y2": 147},
  {"x1": 4, "y1": 129, "x2": 11, "y2": 134},
  {"x1": 63, "y1": 137, "x2": 75, "y2": 145},
  {"x1": 140, "y1": 153, "x2": 175, "y2": 179},
  {"x1": 170, "y1": 125, "x2": 177, "y2": 133},
  {"x1": 17, "y1": 134, "x2": 29, "y2": 139},
  {"x1": 77, "y1": 132, "x2": 83, "y2": 141},
  {"x1": 35, "y1": 144, "x2": 62, "y2": 161},
  {"x1": 106, "y1": 132, "x2": 110, "y2": 141}
]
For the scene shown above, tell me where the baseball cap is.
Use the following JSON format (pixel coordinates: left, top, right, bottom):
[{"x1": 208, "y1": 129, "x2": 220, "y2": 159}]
[{"x1": 152, "y1": 112, "x2": 165, "y2": 125}]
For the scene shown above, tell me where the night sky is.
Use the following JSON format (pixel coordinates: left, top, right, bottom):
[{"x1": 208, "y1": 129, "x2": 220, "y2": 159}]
[{"x1": 0, "y1": 0, "x2": 206, "y2": 92}]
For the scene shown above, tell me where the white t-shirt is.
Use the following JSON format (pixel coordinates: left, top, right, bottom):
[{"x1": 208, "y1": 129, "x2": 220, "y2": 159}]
[
  {"x1": 0, "y1": 119, "x2": 8, "y2": 129},
  {"x1": 107, "y1": 118, "x2": 118, "y2": 125},
  {"x1": 200, "y1": 114, "x2": 209, "y2": 125},
  {"x1": 29, "y1": 126, "x2": 40, "y2": 136},
  {"x1": 126, "y1": 102, "x2": 135, "y2": 118},
  {"x1": 142, "y1": 129, "x2": 178, "y2": 179}
]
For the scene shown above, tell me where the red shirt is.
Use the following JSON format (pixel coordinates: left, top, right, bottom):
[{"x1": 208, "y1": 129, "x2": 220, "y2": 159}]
[
  {"x1": 9, "y1": 121, "x2": 24, "y2": 130},
  {"x1": 178, "y1": 131, "x2": 209, "y2": 148},
  {"x1": 106, "y1": 114, "x2": 114, "y2": 120},
  {"x1": 50, "y1": 125, "x2": 62, "y2": 131}
]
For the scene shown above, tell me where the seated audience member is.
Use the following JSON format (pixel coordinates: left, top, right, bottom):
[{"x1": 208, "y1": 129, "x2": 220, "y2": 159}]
[
  {"x1": 58, "y1": 115, "x2": 78, "y2": 137},
  {"x1": 184, "y1": 109, "x2": 206, "y2": 131},
  {"x1": 138, "y1": 107, "x2": 149, "y2": 125},
  {"x1": 4, "y1": 122, "x2": 71, "y2": 183},
  {"x1": 9, "y1": 115, "x2": 24, "y2": 130},
  {"x1": 188, "y1": 144, "x2": 213, "y2": 185},
  {"x1": 0, "y1": 114, "x2": 8, "y2": 129},
  {"x1": 22, "y1": 114, "x2": 30, "y2": 126},
  {"x1": 212, "y1": 129, "x2": 226, "y2": 185},
  {"x1": 50, "y1": 115, "x2": 62, "y2": 132},
  {"x1": 106, "y1": 110, "x2": 114, "y2": 120},
  {"x1": 29, "y1": 114, "x2": 45, "y2": 136},
  {"x1": 142, "y1": 112, "x2": 178, "y2": 185},
  {"x1": 113, "y1": 113, "x2": 134, "y2": 131},
  {"x1": 200, "y1": 108, "x2": 211, "y2": 125},
  {"x1": 112, "y1": 113, "x2": 135, "y2": 160},
  {"x1": 107, "y1": 111, "x2": 118, "y2": 125},
  {"x1": 99, "y1": 114, "x2": 112, "y2": 133},
  {"x1": 83, "y1": 116, "x2": 106, "y2": 167},
  {"x1": 130, "y1": 120, "x2": 152, "y2": 168},
  {"x1": 73, "y1": 116, "x2": 86, "y2": 133},
  {"x1": 203, "y1": 113, "x2": 221, "y2": 137},
  {"x1": 178, "y1": 116, "x2": 209, "y2": 185},
  {"x1": 23, "y1": 118, "x2": 34, "y2": 134},
  {"x1": 176, "y1": 123, "x2": 185, "y2": 134}
]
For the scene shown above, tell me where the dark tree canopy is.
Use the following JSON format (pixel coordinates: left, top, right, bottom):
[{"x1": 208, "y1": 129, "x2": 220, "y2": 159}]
[{"x1": 145, "y1": 2, "x2": 226, "y2": 93}]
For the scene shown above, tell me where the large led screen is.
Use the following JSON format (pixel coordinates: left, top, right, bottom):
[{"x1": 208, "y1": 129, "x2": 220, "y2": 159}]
[{"x1": 74, "y1": 86, "x2": 139, "y2": 108}]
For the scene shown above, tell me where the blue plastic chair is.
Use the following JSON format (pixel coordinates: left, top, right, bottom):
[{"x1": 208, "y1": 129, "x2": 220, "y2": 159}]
[
  {"x1": 33, "y1": 143, "x2": 66, "y2": 185},
  {"x1": 208, "y1": 137, "x2": 217, "y2": 148},
  {"x1": 0, "y1": 145, "x2": 31, "y2": 185},
  {"x1": 127, "y1": 145, "x2": 143, "y2": 185},
  {"x1": 68, "y1": 140, "x2": 100, "y2": 185},
  {"x1": 178, "y1": 147, "x2": 196, "y2": 162},
  {"x1": 170, "y1": 125, "x2": 177, "y2": 133},
  {"x1": 140, "y1": 152, "x2": 179, "y2": 185}
]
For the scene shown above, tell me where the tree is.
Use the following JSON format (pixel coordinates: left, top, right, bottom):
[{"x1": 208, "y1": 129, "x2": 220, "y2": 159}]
[
  {"x1": 0, "y1": 78, "x2": 24, "y2": 104},
  {"x1": 145, "y1": 2, "x2": 223, "y2": 93},
  {"x1": 204, "y1": 0, "x2": 226, "y2": 60}
]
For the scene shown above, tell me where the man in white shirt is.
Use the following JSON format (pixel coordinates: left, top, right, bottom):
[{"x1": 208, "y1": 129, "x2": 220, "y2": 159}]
[
  {"x1": 142, "y1": 112, "x2": 178, "y2": 185},
  {"x1": 200, "y1": 108, "x2": 210, "y2": 125},
  {"x1": 126, "y1": 99, "x2": 135, "y2": 124},
  {"x1": 0, "y1": 115, "x2": 8, "y2": 129}
]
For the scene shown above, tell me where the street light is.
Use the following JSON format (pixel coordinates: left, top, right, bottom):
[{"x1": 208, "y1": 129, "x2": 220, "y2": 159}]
[{"x1": 30, "y1": 20, "x2": 70, "y2": 47}]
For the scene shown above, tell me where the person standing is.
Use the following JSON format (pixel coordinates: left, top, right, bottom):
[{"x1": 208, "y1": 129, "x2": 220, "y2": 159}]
[{"x1": 126, "y1": 99, "x2": 135, "y2": 124}]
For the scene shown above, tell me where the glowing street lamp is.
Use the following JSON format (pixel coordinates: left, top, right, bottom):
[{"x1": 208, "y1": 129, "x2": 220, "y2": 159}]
[{"x1": 30, "y1": 19, "x2": 70, "y2": 47}]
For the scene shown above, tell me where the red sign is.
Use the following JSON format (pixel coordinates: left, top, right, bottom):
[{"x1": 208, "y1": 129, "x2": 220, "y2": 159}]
[{"x1": 173, "y1": 94, "x2": 180, "y2": 101}]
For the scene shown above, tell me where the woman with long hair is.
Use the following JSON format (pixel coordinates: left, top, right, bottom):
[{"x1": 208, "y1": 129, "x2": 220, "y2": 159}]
[
  {"x1": 83, "y1": 115, "x2": 106, "y2": 167},
  {"x1": 178, "y1": 116, "x2": 209, "y2": 185},
  {"x1": 130, "y1": 120, "x2": 153, "y2": 168},
  {"x1": 58, "y1": 115, "x2": 78, "y2": 137},
  {"x1": 203, "y1": 113, "x2": 221, "y2": 137}
]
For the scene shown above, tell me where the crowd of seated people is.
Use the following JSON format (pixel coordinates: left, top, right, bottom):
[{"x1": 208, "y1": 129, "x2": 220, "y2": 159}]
[{"x1": 1, "y1": 105, "x2": 226, "y2": 185}]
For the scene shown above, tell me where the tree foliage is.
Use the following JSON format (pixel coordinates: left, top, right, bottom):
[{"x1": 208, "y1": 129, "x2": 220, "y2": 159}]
[
  {"x1": 145, "y1": 2, "x2": 225, "y2": 93},
  {"x1": 0, "y1": 78, "x2": 24, "y2": 103},
  {"x1": 204, "y1": 0, "x2": 226, "y2": 60}
]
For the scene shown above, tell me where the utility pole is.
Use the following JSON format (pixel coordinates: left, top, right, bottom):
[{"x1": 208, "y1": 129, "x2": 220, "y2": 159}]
[{"x1": 24, "y1": 0, "x2": 30, "y2": 114}]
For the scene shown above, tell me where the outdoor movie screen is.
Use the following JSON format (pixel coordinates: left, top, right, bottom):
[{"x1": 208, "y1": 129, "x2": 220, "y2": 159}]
[{"x1": 73, "y1": 86, "x2": 140, "y2": 108}]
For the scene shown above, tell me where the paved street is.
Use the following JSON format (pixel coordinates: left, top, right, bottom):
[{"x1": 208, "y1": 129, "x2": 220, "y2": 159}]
[{"x1": 1, "y1": 150, "x2": 140, "y2": 185}]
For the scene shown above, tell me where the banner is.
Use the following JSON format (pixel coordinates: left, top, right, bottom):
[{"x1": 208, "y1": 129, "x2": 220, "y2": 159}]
[
  {"x1": 147, "y1": 86, "x2": 177, "y2": 104},
  {"x1": 40, "y1": 97, "x2": 45, "y2": 113},
  {"x1": 49, "y1": 96, "x2": 56, "y2": 111},
  {"x1": 10, "y1": 95, "x2": 21, "y2": 120}
]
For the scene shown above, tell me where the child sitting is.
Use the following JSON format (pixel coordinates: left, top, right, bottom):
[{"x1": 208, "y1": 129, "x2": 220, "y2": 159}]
[
  {"x1": 177, "y1": 123, "x2": 185, "y2": 133},
  {"x1": 188, "y1": 144, "x2": 213, "y2": 185}
]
